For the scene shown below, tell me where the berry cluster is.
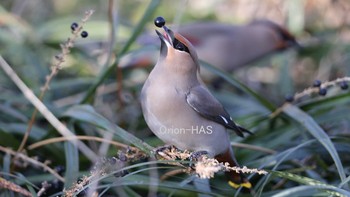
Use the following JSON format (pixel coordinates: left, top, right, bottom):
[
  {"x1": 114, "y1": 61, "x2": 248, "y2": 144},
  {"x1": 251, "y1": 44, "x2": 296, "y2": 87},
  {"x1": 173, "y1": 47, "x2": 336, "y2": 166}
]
[
  {"x1": 70, "y1": 22, "x2": 89, "y2": 38},
  {"x1": 311, "y1": 80, "x2": 327, "y2": 96},
  {"x1": 285, "y1": 78, "x2": 349, "y2": 103}
]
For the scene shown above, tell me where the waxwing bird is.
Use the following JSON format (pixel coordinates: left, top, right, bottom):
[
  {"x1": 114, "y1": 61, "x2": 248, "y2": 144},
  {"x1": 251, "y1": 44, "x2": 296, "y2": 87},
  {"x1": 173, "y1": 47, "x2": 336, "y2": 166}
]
[
  {"x1": 141, "y1": 17, "x2": 252, "y2": 188},
  {"x1": 132, "y1": 20, "x2": 298, "y2": 82},
  {"x1": 177, "y1": 20, "x2": 299, "y2": 81}
]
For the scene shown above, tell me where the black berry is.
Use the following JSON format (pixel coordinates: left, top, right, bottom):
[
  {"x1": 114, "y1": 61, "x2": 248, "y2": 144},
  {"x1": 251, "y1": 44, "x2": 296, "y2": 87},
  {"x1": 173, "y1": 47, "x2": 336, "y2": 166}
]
[
  {"x1": 313, "y1": 80, "x2": 321, "y2": 87},
  {"x1": 81, "y1": 31, "x2": 88, "y2": 38},
  {"x1": 154, "y1": 16, "x2": 166, "y2": 28},
  {"x1": 54, "y1": 165, "x2": 65, "y2": 175},
  {"x1": 318, "y1": 88, "x2": 327, "y2": 96},
  {"x1": 71, "y1": 22, "x2": 78, "y2": 31},
  {"x1": 340, "y1": 81, "x2": 348, "y2": 90},
  {"x1": 285, "y1": 95, "x2": 294, "y2": 102}
]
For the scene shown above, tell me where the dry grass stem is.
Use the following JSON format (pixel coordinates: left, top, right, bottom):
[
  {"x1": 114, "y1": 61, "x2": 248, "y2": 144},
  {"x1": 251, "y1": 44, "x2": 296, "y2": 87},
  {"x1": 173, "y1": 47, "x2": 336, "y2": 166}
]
[
  {"x1": 63, "y1": 175, "x2": 90, "y2": 197},
  {"x1": 37, "y1": 181, "x2": 51, "y2": 197},
  {"x1": 155, "y1": 146, "x2": 267, "y2": 179},
  {"x1": 160, "y1": 169, "x2": 187, "y2": 181},
  {"x1": 0, "y1": 145, "x2": 64, "y2": 182},
  {"x1": 270, "y1": 77, "x2": 350, "y2": 118},
  {"x1": 17, "y1": 9, "x2": 95, "y2": 154},
  {"x1": 28, "y1": 135, "x2": 138, "y2": 151},
  {"x1": 42, "y1": 10, "x2": 95, "y2": 92},
  {"x1": 63, "y1": 157, "x2": 126, "y2": 197},
  {"x1": 231, "y1": 142, "x2": 276, "y2": 154},
  {"x1": 0, "y1": 56, "x2": 97, "y2": 161},
  {"x1": 195, "y1": 156, "x2": 267, "y2": 179},
  {"x1": 293, "y1": 77, "x2": 350, "y2": 101},
  {"x1": 0, "y1": 177, "x2": 32, "y2": 197}
]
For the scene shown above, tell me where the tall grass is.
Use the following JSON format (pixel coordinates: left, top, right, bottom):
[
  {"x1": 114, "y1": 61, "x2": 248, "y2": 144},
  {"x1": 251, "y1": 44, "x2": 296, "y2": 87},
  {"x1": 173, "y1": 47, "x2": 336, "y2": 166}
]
[{"x1": 0, "y1": 0, "x2": 349, "y2": 196}]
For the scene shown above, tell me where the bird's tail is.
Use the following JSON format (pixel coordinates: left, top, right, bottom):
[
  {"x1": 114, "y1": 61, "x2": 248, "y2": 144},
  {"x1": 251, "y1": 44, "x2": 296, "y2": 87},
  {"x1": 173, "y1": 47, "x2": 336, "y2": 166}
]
[{"x1": 215, "y1": 147, "x2": 252, "y2": 189}]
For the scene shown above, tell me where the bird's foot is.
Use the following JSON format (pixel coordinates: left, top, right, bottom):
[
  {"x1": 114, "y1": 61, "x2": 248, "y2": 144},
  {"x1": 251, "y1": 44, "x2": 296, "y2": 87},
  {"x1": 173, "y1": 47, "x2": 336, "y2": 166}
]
[{"x1": 189, "y1": 150, "x2": 208, "y2": 167}]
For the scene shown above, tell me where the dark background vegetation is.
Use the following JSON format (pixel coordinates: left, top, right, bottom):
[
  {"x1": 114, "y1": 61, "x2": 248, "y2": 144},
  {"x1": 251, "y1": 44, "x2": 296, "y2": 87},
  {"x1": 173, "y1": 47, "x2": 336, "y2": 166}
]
[{"x1": 0, "y1": 0, "x2": 350, "y2": 196}]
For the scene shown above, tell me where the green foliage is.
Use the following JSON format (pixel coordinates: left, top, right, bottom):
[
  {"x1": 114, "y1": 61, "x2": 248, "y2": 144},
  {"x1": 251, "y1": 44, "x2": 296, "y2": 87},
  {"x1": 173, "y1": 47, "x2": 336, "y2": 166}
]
[{"x1": 0, "y1": 1, "x2": 350, "y2": 196}]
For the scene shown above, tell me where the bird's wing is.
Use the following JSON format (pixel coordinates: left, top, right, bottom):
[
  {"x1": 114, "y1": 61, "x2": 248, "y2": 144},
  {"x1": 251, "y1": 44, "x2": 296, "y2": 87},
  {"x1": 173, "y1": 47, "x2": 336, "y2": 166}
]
[{"x1": 186, "y1": 86, "x2": 252, "y2": 137}]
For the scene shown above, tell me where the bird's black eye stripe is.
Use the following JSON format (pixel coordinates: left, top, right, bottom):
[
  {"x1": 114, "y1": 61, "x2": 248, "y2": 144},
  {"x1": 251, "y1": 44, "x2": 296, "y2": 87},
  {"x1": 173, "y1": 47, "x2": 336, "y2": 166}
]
[{"x1": 173, "y1": 38, "x2": 189, "y2": 53}]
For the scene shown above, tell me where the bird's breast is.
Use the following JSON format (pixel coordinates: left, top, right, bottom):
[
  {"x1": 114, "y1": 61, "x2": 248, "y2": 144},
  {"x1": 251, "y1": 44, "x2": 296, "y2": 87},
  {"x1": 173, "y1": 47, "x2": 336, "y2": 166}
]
[{"x1": 141, "y1": 78, "x2": 229, "y2": 156}]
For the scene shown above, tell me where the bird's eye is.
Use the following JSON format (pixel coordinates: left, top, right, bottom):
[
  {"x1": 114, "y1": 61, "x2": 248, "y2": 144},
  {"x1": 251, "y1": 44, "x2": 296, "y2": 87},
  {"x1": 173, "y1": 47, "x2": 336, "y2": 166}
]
[{"x1": 173, "y1": 38, "x2": 189, "y2": 53}]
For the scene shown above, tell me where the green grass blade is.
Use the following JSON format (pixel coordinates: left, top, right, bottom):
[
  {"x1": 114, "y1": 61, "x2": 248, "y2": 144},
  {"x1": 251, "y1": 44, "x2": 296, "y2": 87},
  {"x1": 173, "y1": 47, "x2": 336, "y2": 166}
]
[
  {"x1": 282, "y1": 104, "x2": 346, "y2": 182},
  {"x1": 81, "y1": 0, "x2": 161, "y2": 103},
  {"x1": 300, "y1": 92, "x2": 350, "y2": 111},
  {"x1": 200, "y1": 60, "x2": 276, "y2": 111},
  {"x1": 254, "y1": 139, "x2": 316, "y2": 196},
  {"x1": 338, "y1": 175, "x2": 350, "y2": 189},
  {"x1": 2, "y1": 153, "x2": 11, "y2": 178},
  {"x1": 271, "y1": 170, "x2": 336, "y2": 187},
  {"x1": 272, "y1": 185, "x2": 349, "y2": 197},
  {"x1": 119, "y1": 0, "x2": 161, "y2": 55},
  {"x1": 26, "y1": 185, "x2": 37, "y2": 197},
  {"x1": 64, "y1": 123, "x2": 80, "y2": 188},
  {"x1": 63, "y1": 105, "x2": 153, "y2": 155}
]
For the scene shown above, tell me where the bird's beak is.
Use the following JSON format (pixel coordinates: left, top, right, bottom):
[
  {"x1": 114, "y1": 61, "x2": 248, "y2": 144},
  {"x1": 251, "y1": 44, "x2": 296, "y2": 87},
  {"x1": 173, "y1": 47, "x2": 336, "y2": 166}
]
[
  {"x1": 156, "y1": 26, "x2": 175, "y2": 46},
  {"x1": 155, "y1": 26, "x2": 175, "y2": 57}
]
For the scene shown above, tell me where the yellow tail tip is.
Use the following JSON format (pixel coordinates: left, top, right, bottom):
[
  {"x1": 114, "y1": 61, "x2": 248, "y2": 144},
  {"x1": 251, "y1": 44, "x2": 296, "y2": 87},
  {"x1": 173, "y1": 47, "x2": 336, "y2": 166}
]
[{"x1": 228, "y1": 181, "x2": 252, "y2": 189}]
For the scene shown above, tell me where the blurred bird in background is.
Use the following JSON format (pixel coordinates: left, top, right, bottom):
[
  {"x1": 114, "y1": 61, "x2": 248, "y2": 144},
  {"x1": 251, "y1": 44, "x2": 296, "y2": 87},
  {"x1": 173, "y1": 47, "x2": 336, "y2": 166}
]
[{"x1": 120, "y1": 19, "x2": 299, "y2": 85}]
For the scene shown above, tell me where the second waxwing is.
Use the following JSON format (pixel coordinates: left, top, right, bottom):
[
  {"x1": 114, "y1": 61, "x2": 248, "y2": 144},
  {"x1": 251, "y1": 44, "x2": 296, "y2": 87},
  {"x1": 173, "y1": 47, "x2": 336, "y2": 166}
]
[
  {"x1": 177, "y1": 20, "x2": 299, "y2": 80},
  {"x1": 129, "y1": 20, "x2": 298, "y2": 83}
]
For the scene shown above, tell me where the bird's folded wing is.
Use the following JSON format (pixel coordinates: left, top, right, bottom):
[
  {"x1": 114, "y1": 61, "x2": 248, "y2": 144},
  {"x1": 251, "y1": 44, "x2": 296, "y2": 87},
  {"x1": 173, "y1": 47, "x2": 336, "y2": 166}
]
[{"x1": 186, "y1": 86, "x2": 246, "y2": 137}]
